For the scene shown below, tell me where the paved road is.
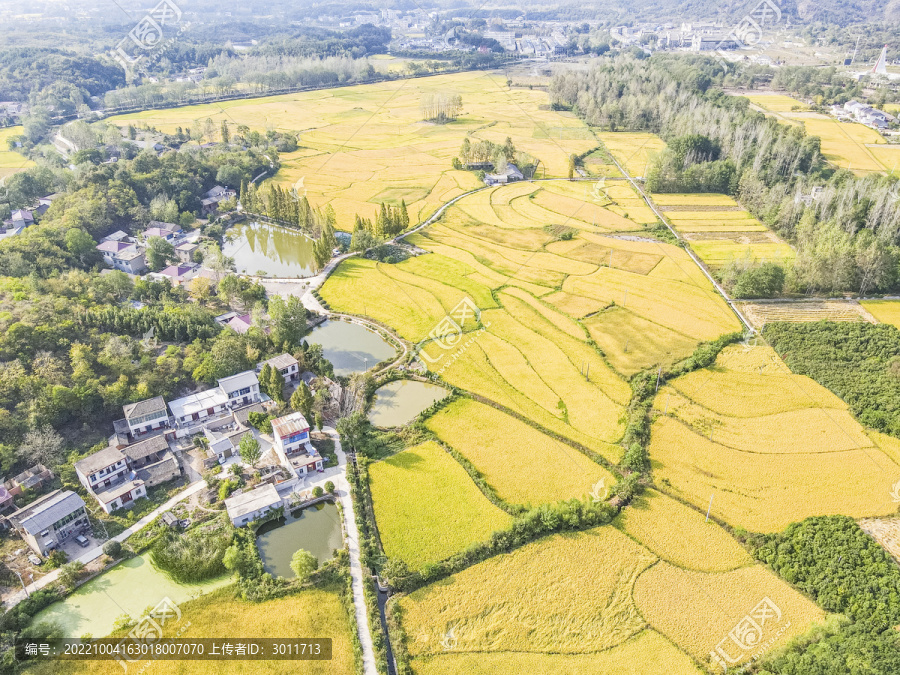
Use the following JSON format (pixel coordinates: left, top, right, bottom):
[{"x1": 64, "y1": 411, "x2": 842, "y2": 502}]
[{"x1": 325, "y1": 426, "x2": 379, "y2": 675}]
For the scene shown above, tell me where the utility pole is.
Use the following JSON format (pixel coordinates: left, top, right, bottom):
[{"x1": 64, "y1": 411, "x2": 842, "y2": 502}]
[
  {"x1": 705, "y1": 494, "x2": 714, "y2": 522},
  {"x1": 12, "y1": 569, "x2": 29, "y2": 597},
  {"x1": 655, "y1": 366, "x2": 662, "y2": 392}
]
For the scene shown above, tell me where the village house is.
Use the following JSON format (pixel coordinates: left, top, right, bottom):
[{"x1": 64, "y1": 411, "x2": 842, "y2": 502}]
[
  {"x1": 484, "y1": 164, "x2": 524, "y2": 185},
  {"x1": 74, "y1": 436, "x2": 180, "y2": 514},
  {"x1": 96, "y1": 240, "x2": 148, "y2": 274},
  {"x1": 4, "y1": 464, "x2": 53, "y2": 498},
  {"x1": 257, "y1": 354, "x2": 300, "y2": 384},
  {"x1": 270, "y1": 412, "x2": 323, "y2": 476},
  {"x1": 224, "y1": 483, "x2": 282, "y2": 527},
  {"x1": 168, "y1": 371, "x2": 262, "y2": 429},
  {"x1": 123, "y1": 396, "x2": 171, "y2": 437},
  {"x1": 201, "y1": 185, "x2": 236, "y2": 216},
  {"x1": 226, "y1": 313, "x2": 254, "y2": 334},
  {"x1": 142, "y1": 225, "x2": 180, "y2": 242},
  {"x1": 175, "y1": 242, "x2": 199, "y2": 263},
  {"x1": 8, "y1": 490, "x2": 88, "y2": 555},
  {"x1": 153, "y1": 263, "x2": 198, "y2": 286}
]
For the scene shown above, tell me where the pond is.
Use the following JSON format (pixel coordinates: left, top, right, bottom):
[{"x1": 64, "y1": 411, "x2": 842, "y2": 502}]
[
  {"x1": 223, "y1": 221, "x2": 316, "y2": 277},
  {"x1": 256, "y1": 502, "x2": 344, "y2": 578},
  {"x1": 369, "y1": 380, "x2": 449, "y2": 427},
  {"x1": 307, "y1": 320, "x2": 396, "y2": 376},
  {"x1": 34, "y1": 555, "x2": 231, "y2": 638}
]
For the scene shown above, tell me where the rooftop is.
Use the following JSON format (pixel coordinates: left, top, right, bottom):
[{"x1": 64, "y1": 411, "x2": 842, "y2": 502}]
[
  {"x1": 218, "y1": 370, "x2": 259, "y2": 393},
  {"x1": 144, "y1": 227, "x2": 175, "y2": 238},
  {"x1": 260, "y1": 354, "x2": 298, "y2": 371},
  {"x1": 136, "y1": 455, "x2": 179, "y2": 483},
  {"x1": 74, "y1": 446, "x2": 126, "y2": 476},
  {"x1": 271, "y1": 411, "x2": 310, "y2": 439},
  {"x1": 123, "y1": 435, "x2": 169, "y2": 462},
  {"x1": 10, "y1": 490, "x2": 85, "y2": 534},
  {"x1": 97, "y1": 240, "x2": 131, "y2": 253},
  {"x1": 224, "y1": 483, "x2": 281, "y2": 521},
  {"x1": 94, "y1": 477, "x2": 144, "y2": 504},
  {"x1": 168, "y1": 388, "x2": 229, "y2": 420},
  {"x1": 123, "y1": 396, "x2": 167, "y2": 420},
  {"x1": 226, "y1": 314, "x2": 253, "y2": 334}
]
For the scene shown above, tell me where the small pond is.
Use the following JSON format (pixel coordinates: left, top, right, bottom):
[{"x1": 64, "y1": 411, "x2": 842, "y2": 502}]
[
  {"x1": 256, "y1": 501, "x2": 344, "y2": 578},
  {"x1": 306, "y1": 320, "x2": 396, "y2": 376},
  {"x1": 34, "y1": 555, "x2": 230, "y2": 638},
  {"x1": 369, "y1": 380, "x2": 448, "y2": 427},
  {"x1": 223, "y1": 221, "x2": 316, "y2": 277}
]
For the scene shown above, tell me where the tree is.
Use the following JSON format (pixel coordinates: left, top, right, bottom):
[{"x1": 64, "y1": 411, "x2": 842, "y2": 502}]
[
  {"x1": 312, "y1": 486, "x2": 324, "y2": 498},
  {"x1": 314, "y1": 412, "x2": 324, "y2": 431},
  {"x1": 145, "y1": 236, "x2": 176, "y2": 272},
  {"x1": 268, "y1": 296, "x2": 307, "y2": 350},
  {"x1": 324, "y1": 480, "x2": 335, "y2": 494},
  {"x1": 290, "y1": 548, "x2": 318, "y2": 582},
  {"x1": 58, "y1": 561, "x2": 85, "y2": 589},
  {"x1": 220, "y1": 121, "x2": 230, "y2": 144},
  {"x1": 259, "y1": 364, "x2": 284, "y2": 402},
  {"x1": 290, "y1": 382, "x2": 313, "y2": 420},
  {"x1": 102, "y1": 540, "x2": 123, "y2": 558},
  {"x1": 20, "y1": 425, "x2": 65, "y2": 466},
  {"x1": 568, "y1": 154, "x2": 576, "y2": 180},
  {"x1": 239, "y1": 434, "x2": 262, "y2": 468}
]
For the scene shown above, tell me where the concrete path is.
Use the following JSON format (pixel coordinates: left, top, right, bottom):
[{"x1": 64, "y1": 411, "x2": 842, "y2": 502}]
[{"x1": 326, "y1": 425, "x2": 379, "y2": 675}]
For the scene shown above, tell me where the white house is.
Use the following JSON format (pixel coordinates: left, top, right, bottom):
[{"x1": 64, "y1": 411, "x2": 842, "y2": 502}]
[
  {"x1": 8, "y1": 490, "x2": 89, "y2": 555},
  {"x1": 224, "y1": 483, "x2": 282, "y2": 527},
  {"x1": 270, "y1": 412, "x2": 323, "y2": 476},
  {"x1": 96, "y1": 240, "x2": 147, "y2": 274},
  {"x1": 485, "y1": 164, "x2": 524, "y2": 185},
  {"x1": 123, "y1": 396, "x2": 170, "y2": 436},
  {"x1": 168, "y1": 371, "x2": 261, "y2": 428},
  {"x1": 258, "y1": 354, "x2": 300, "y2": 384}
]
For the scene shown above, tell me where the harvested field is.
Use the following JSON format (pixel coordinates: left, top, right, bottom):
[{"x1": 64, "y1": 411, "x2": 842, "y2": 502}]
[{"x1": 737, "y1": 300, "x2": 874, "y2": 330}]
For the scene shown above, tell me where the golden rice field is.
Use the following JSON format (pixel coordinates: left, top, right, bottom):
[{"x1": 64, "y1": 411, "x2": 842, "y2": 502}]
[
  {"x1": 659, "y1": 195, "x2": 795, "y2": 270},
  {"x1": 368, "y1": 441, "x2": 511, "y2": 569},
  {"x1": 616, "y1": 489, "x2": 753, "y2": 572},
  {"x1": 860, "y1": 299, "x2": 900, "y2": 329},
  {"x1": 109, "y1": 71, "x2": 597, "y2": 229},
  {"x1": 633, "y1": 562, "x2": 827, "y2": 668},
  {"x1": 783, "y1": 112, "x2": 888, "y2": 175},
  {"x1": 398, "y1": 523, "x2": 822, "y2": 674},
  {"x1": 742, "y1": 93, "x2": 809, "y2": 112},
  {"x1": 0, "y1": 126, "x2": 34, "y2": 179},
  {"x1": 868, "y1": 144, "x2": 900, "y2": 173},
  {"x1": 596, "y1": 131, "x2": 666, "y2": 178},
  {"x1": 650, "y1": 344, "x2": 900, "y2": 532},
  {"x1": 26, "y1": 585, "x2": 357, "y2": 675},
  {"x1": 737, "y1": 300, "x2": 873, "y2": 330},
  {"x1": 424, "y1": 398, "x2": 616, "y2": 506},
  {"x1": 399, "y1": 527, "x2": 656, "y2": 657},
  {"x1": 408, "y1": 630, "x2": 702, "y2": 675},
  {"x1": 323, "y1": 181, "x2": 741, "y2": 457}
]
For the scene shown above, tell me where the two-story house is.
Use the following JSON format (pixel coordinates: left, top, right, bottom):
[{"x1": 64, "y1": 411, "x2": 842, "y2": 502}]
[
  {"x1": 96, "y1": 240, "x2": 147, "y2": 274},
  {"x1": 74, "y1": 436, "x2": 181, "y2": 514},
  {"x1": 219, "y1": 371, "x2": 261, "y2": 408},
  {"x1": 270, "y1": 412, "x2": 323, "y2": 476},
  {"x1": 258, "y1": 354, "x2": 300, "y2": 384},
  {"x1": 8, "y1": 490, "x2": 89, "y2": 555},
  {"x1": 123, "y1": 396, "x2": 171, "y2": 437}
]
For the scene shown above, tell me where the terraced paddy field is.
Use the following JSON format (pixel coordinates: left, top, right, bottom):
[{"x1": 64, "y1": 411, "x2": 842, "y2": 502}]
[
  {"x1": 650, "y1": 344, "x2": 900, "y2": 532},
  {"x1": 596, "y1": 131, "x2": 666, "y2": 178},
  {"x1": 738, "y1": 300, "x2": 874, "y2": 330},
  {"x1": 0, "y1": 126, "x2": 33, "y2": 178},
  {"x1": 368, "y1": 441, "x2": 511, "y2": 569},
  {"x1": 656, "y1": 194, "x2": 795, "y2": 270},
  {"x1": 109, "y1": 71, "x2": 597, "y2": 229},
  {"x1": 397, "y1": 525, "x2": 823, "y2": 673},
  {"x1": 425, "y1": 398, "x2": 616, "y2": 506},
  {"x1": 782, "y1": 112, "x2": 889, "y2": 174},
  {"x1": 322, "y1": 182, "x2": 744, "y2": 456}
]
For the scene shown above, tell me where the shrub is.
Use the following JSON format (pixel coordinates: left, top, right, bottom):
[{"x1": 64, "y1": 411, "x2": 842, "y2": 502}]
[
  {"x1": 290, "y1": 549, "x2": 318, "y2": 582},
  {"x1": 324, "y1": 481, "x2": 335, "y2": 494},
  {"x1": 150, "y1": 523, "x2": 230, "y2": 583},
  {"x1": 312, "y1": 486, "x2": 324, "y2": 498},
  {"x1": 45, "y1": 550, "x2": 68, "y2": 569},
  {"x1": 102, "y1": 540, "x2": 122, "y2": 558}
]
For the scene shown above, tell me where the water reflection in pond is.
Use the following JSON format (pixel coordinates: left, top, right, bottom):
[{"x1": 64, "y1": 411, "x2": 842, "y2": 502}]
[
  {"x1": 369, "y1": 380, "x2": 448, "y2": 427},
  {"x1": 256, "y1": 502, "x2": 344, "y2": 578},
  {"x1": 223, "y1": 221, "x2": 316, "y2": 277},
  {"x1": 306, "y1": 320, "x2": 396, "y2": 376}
]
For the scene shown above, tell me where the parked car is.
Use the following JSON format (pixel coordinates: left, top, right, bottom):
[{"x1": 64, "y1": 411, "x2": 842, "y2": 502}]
[
  {"x1": 27, "y1": 554, "x2": 41, "y2": 565},
  {"x1": 74, "y1": 535, "x2": 90, "y2": 548}
]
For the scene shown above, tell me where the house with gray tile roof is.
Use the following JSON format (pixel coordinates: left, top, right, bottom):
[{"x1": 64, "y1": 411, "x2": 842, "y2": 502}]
[{"x1": 8, "y1": 490, "x2": 88, "y2": 555}]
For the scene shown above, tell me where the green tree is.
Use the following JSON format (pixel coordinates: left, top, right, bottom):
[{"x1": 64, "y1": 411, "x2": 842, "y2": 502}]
[
  {"x1": 220, "y1": 121, "x2": 230, "y2": 144},
  {"x1": 290, "y1": 382, "x2": 314, "y2": 421},
  {"x1": 314, "y1": 412, "x2": 323, "y2": 431},
  {"x1": 239, "y1": 434, "x2": 262, "y2": 467},
  {"x1": 268, "y1": 295, "x2": 307, "y2": 350},
  {"x1": 324, "y1": 480, "x2": 335, "y2": 493},
  {"x1": 145, "y1": 236, "x2": 176, "y2": 272},
  {"x1": 312, "y1": 486, "x2": 324, "y2": 498},
  {"x1": 290, "y1": 548, "x2": 318, "y2": 582},
  {"x1": 58, "y1": 561, "x2": 85, "y2": 589}
]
